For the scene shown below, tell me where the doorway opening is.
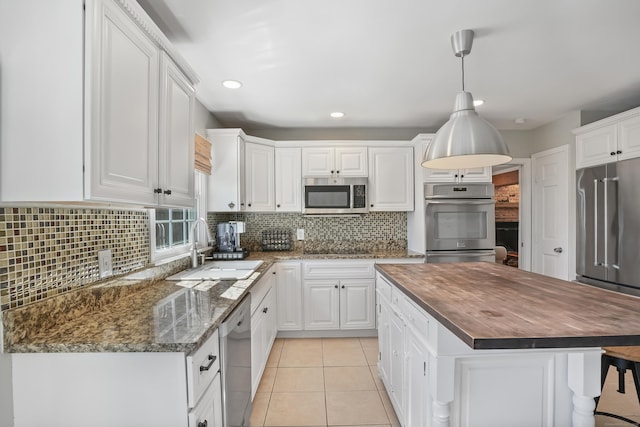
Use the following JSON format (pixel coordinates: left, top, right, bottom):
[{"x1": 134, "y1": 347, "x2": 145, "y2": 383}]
[{"x1": 493, "y1": 167, "x2": 520, "y2": 268}]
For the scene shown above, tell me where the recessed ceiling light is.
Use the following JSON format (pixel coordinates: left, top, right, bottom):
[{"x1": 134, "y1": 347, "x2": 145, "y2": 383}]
[
  {"x1": 330, "y1": 112, "x2": 345, "y2": 118},
  {"x1": 514, "y1": 117, "x2": 526, "y2": 124},
  {"x1": 222, "y1": 80, "x2": 242, "y2": 89},
  {"x1": 473, "y1": 99, "x2": 484, "y2": 107}
]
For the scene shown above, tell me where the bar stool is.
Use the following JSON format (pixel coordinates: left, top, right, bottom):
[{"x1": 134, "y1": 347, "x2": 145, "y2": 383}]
[{"x1": 595, "y1": 346, "x2": 640, "y2": 426}]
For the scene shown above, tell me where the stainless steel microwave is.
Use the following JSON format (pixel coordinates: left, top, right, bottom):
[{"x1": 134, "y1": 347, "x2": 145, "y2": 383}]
[{"x1": 303, "y1": 178, "x2": 368, "y2": 214}]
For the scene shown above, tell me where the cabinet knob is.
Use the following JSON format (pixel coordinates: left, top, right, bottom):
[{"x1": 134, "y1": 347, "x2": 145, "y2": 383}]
[
  {"x1": 336, "y1": 170, "x2": 340, "y2": 174},
  {"x1": 154, "y1": 188, "x2": 162, "y2": 194},
  {"x1": 163, "y1": 189, "x2": 172, "y2": 195},
  {"x1": 617, "y1": 150, "x2": 622, "y2": 154},
  {"x1": 263, "y1": 307, "x2": 268, "y2": 313},
  {"x1": 341, "y1": 285, "x2": 345, "y2": 289},
  {"x1": 330, "y1": 170, "x2": 334, "y2": 174},
  {"x1": 197, "y1": 421, "x2": 208, "y2": 427},
  {"x1": 460, "y1": 174, "x2": 464, "y2": 178},
  {"x1": 370, "y1": 204, "x2": 374, "y2": 207},
  {"x1": 228, "y1": 202, "x2": 235, "y2": 208},
  {"x1": 272, "y1": 271, "x2": 276, "y2": 275},
  {"x1": 611, "y1": 151, "x2": 616, "y2": 156},
  {"x1": 277, "y1": 204, "x2": 281, "y2": 208},
  {"x1": 248, "y1": 203, "x2": 252, "y2": 207},
  {"x1": 334, "y1": 285, "x2": 338, "y2": 288},
  {"x1": 454, "y1": 174, "x2": 458, "y2": 178}
]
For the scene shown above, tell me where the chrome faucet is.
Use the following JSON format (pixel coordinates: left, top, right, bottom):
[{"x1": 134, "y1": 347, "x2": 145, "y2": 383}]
[{"x1": 189, "y1": 217, "x2": 213, "y2": 268}]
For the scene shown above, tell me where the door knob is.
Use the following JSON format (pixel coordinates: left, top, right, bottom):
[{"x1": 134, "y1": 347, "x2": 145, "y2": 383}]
[{"x1": 553, "y1": 247, "x2": 563, "y2": 253}]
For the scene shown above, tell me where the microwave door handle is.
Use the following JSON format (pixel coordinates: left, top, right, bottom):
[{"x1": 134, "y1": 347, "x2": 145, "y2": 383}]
[
  {"x1": 425, "y1": 199, "x2": 494, "y2": 205},
  {"x1": 593, "y1": 179, "x2": 599, "y2": 267}
]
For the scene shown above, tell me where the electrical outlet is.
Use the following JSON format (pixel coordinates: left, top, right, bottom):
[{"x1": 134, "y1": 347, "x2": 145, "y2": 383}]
[
  {"x1": 98, "y1": 249, "x2": 113, "y2": 278},
  {"x1": 296, "y1": 228, "x2": 305, "y2": 240}
]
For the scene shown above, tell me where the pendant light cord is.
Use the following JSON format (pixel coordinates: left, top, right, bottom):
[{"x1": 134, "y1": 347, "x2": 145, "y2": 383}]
[{"x1": 461, "y1": 54, "x2": 465, "y2": 92}]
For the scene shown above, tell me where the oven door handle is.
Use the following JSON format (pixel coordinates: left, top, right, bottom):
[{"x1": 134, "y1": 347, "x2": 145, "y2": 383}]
[
  {"x1": 425, "y1": 199, "x2": 495, "y2": 205},
  {"x1": 427, "y1": 251, "x2": 495, "y2": 257}
]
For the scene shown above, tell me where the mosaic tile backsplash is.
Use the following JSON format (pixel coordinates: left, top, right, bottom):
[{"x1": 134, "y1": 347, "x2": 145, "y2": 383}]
[
  {"x1": 208, "y1": 211, "x2": 407, "y2": 253},
  {"x1": 0, "y1": 207, "x2": 150, "y2": 311}
]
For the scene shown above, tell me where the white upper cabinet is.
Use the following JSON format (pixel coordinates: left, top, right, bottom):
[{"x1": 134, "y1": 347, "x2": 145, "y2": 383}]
[
  {"x1": 275, "y1": 148, "x2": 302, "y2": 212},
  {"x1": 207, "y1": 129, "x2": 246, "y2": 212},
  {"x1": 302, "y1": 147, "x2": 368, "y2": 177},
  {"x1": 368, "y1": 147, "x2": 414, "y2": 211},
  {"x1": 158, "y1": 53, "x2": 196, "y2": 207},
  {"x1": 245, "y1": 142, "x2": 275, "y2": 211},
  {"x1": 423, "y1": 166, "x2": 492, "y2": 183},
  {"x1": 0, "y1": 0, "x2": 198, "y2": 206},
  {"x1": 575, "y1": 109, "x2": 640, "y2": 169}
]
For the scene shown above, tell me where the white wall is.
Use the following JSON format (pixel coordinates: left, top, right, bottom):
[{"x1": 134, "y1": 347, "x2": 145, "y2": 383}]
[{"x1": 194, "y1": 100, "x2": 222, "y2": 136}]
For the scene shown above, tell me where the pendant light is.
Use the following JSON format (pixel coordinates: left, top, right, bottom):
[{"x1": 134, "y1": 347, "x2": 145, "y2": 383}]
[{"x1": 422, "y1": 29, "x2": 511, "y2": 169}]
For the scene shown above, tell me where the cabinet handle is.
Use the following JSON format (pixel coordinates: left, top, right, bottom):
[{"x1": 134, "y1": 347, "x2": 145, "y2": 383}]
[
  {"x1": 277, "y1": 204, "x2": 281, "y2": 208},
  {"x1": 370, "y1": 204, "x2": 374, "y2": 207},
  {"x1": 272, "y1": 271, "x2": 276, "y2": 275},
  {"x1": 330, "y1": 170, "x2": 334, "y2": 174},
  {"x1": 197, "y1": 421, "x2": 208, "y2": 427},
  {"x1": 617, "y1": 150, "x2": 622, "y2": 154},
  {"x1": 199, "y1": 354, "x2": 217, "y2": 372},
  {"x1": 154, "y1": 188, "x2": 162, "y2": 194},
  {"x1": 336, "y1": 170, "x2": 340, "y2": 174},
  {"x1": 248, "y1": 203, "x2": 252, "y2": 207},
  {"x1": 341, "y1": 285, "x2": 345, "y2": 289},
  {"x1": 334, "y1": 285, "x2": 338, "y2": 288},
  {"x1": 263, "y1": 307, "x2": 268, "y2": 313},
  {"x1": 454, "y1": 174, "x2": 458, "y2": 178},
  {"x1": 460, "y1": 174, "x2": 464, "y2": 178},
  {"x1": 228, "y1": 202, "x2": 235, "y2": 208},
  {"x1": 611, "y1": 151, "x2": 616, "y2": 156},
  {"x1": 163, "y1": 189, "x2": 172, "y2": 195}
]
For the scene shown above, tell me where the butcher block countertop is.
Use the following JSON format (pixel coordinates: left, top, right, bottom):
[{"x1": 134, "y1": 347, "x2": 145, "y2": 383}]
[{"x1": 376, "y1": 262, "x2": 640, "y2": 350}]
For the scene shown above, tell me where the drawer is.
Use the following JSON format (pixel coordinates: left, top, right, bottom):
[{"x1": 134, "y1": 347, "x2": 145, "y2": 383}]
[
  {"x1": 250, "y1": 265, "x2": 275, "y2": 315},
  {"x1": 401, "y1": 297, "x2": 429, "y2": 341},
  {"x1": 186, "y1": 328, "x2": 220, "y2": 408},
  {"x1": 376, "y1": 272, "x2": 392, "y2": 301},
  {"x1": 304, "y1": 260, "x2": 375, "y2": 279},
  {"x1": 188, "y1": 371, "x2": 222, "y2": 427}
]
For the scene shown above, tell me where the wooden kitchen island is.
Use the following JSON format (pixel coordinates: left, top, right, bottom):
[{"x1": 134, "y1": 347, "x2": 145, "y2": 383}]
[{"x1": 375, "y1": 262, "x2": 640, "y2": 427}]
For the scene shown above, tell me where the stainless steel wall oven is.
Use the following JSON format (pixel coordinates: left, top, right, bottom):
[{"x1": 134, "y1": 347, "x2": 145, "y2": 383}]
[{"x1": 424, "y1": 183, "x2": 496, "y2": 263}]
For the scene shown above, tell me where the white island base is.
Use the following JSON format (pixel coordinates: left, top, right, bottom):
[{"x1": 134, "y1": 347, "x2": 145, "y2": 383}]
[{"x1": 376, "y1": 271, "x2": 602, "y2": 427}]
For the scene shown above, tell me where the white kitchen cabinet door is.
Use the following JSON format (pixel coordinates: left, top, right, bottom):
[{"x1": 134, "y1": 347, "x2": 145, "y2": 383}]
[
  {"x1": 275, "y1": 147, "x2": 302, "y2": 212},
  {"x1": 302, "y1": 147, "x2": 335, "y2": 177},
  {"x1": 388, "y1": 307, "x2": 406, "y2": 423},
  {"x1": 377, "y1": 293, "x2": 391, "y2": 386},
  {"x1": 276, "y1": 262, "x2": 303, "y2": 331},
  {"x1": 339, "y1": 279, "x2": 375, "y2": 329},
  {"x1": 368, "y1": 147, "x2": 414, "y2": 211},
  {"x1": 460, "y1": 166, "x2": 492, "y2": 182},
  {"x1": 302, "y1": 146, "x2": 367, "y2": 177},
  {"x1": 245, "y1": 142, "x2": 275, "y2": 211},
  {"x1": 188, "y1": 374, "x2": 222, "y2": 427},
  {"x1": 618, "y1": 114, "x2": 640, "y2": 161},
  {"x1": 87, "y1": 0, "x2": 160, "y2": 205},
  {"x1": 207, "y1": 129, "x2": 246, "y2": 212},
  {"x1": 575, "y1": 125, "x2": 618, "y2": 169},
  {"x1": 304, "y1": 280, "x2": 340, "y2": 330},
  {"x1": 405, "y1": 328, "x2": 429, "y2": 427},
  {"x1": 335, "y1": 147, "x2": 368, "y2": 177},
  {"x1": 158, "y1": 53, "x2": 195, "y2": 207}
]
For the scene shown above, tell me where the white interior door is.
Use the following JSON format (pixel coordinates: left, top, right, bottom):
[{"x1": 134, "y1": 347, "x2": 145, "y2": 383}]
[{"x1": 531, "y1": 145, "x2": 570, "y2": 280}]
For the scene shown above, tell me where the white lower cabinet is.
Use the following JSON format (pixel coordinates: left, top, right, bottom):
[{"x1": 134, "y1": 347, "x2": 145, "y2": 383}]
[
  {"x1": 10, "y1": 329, "x2": 222, "y2": 427},
  {"x1": 404, "y1": 324, "x2": 430, "y2": 427},
  {"x1": 303, "y1": 261, "x2": 375, "y2": 331},
  {"x1": 276, "y1": 261, "x2": 303, "y2": 331},
  {"x1": 250, "y1": 266, "x2": 278, "y2": 398}
]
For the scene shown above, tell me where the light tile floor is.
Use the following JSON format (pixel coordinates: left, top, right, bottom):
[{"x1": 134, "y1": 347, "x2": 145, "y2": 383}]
[
  {"x1": 251, "y1": 338, "x2": 640, "y2": 427},
  {"x1": 250, "y1": 337, "x2": 399, "y2": 427}
]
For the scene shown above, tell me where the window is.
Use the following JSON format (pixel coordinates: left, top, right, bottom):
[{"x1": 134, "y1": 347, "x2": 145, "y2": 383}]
[{"x1": 150, "y1": 172, "x2": 209, "y2": 263}]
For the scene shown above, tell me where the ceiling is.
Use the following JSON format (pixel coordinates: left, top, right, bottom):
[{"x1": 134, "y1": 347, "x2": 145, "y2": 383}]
[{"x1": 138, "y1": 0, "x2": 640, "y2": 131}]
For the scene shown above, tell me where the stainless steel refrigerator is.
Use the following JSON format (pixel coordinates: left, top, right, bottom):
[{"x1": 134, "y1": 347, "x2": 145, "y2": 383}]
[{"x1": 576, "y1": 157, "x2": 640, "y2": 293}]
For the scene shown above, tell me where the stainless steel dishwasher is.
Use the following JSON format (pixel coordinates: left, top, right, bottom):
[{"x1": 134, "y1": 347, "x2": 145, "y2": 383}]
[{"x1": 219, "y1": 294, "x2": 252, "y2": 427}]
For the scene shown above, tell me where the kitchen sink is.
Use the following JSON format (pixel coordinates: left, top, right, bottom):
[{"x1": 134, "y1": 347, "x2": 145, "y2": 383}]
[{"x1": 166, "y1": 260, "x2": 263, "y2": 281}]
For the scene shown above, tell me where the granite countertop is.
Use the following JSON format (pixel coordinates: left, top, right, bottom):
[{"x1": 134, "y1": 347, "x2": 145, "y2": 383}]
[
  {"x1": 376, "y1": 262, "x2": 640, "y2": 350},
  {"x1": 3, "y1": 250, "x2": 420, "y2": 355}
]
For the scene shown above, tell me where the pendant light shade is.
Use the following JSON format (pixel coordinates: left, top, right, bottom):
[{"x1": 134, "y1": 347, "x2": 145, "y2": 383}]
[{"x1": 422, "y1": 30, "x2": 511, "y2": 170}]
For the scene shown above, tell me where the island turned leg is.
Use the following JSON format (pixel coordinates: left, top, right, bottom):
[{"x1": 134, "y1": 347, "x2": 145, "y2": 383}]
[
  {"x1": 568, "y1": 350, "x2": 602, "y2": 427},
  {"x1": 430, "y1": 354, "x2": 455, "y2": 427}
]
